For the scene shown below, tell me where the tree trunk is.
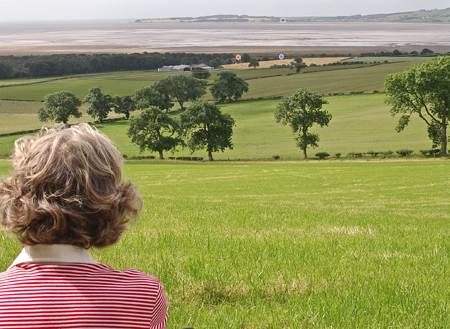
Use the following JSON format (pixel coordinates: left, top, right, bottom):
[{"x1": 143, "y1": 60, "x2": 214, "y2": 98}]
[
  {"x1": 158, "y1": 150, "x2": 164, "y2": 160},
  {"x1": 208, "y1": 150, "x2": 213, "y2": 161},
  {"x1": 440, "y1": 117, "x2": 447, "y2": 156},
  {"x1": 303, "y1": 148, "x2": 308, "y2": 159}
]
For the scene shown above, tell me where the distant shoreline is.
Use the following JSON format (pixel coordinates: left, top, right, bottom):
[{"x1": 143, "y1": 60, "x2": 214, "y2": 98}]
[
  {"x1": 2, "y1": 45, "x2": 450, "y2": 57},
  {"x1": 0, "y1": 19, "x2": 449, "y2": 56}
]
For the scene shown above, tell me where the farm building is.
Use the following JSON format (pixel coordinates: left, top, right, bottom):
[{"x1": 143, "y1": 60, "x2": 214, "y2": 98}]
[{"x1": 158, "y1": 64, "x2": 213, "y2": 72}]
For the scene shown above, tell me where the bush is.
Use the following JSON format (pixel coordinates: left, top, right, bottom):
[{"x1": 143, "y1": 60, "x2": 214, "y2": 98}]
[
  {"x1": 273, "y1": 155, "x2": 280, "y2": 160},
  {"x1": 366, "y1": 151, "x2": 379, "y2": 157},
  {"x1": 396, "y1": 149, "x2": 414, "y2": 157},
  {"x1": 347, "y1": 152, "x2": 363, "y2": 158},
  {"x1": 315, "y1": 152, "x2": 330, "y2": 160},
  {"x1": 335, "y1": 153, "x2": 341, "y2": 158},
  {"x1": 381, "y1": 150, "x2": 394, "y2": 158},
  {"x1": 420, "y1": 149, "x2": 440, "y2": 156}
]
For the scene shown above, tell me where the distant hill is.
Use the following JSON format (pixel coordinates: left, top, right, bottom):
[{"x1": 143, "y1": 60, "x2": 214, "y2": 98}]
[{"x1": 137, "y1": 8, "x2": 450, "y2": 23}]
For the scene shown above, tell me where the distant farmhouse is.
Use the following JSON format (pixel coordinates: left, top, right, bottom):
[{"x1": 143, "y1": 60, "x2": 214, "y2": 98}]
[{"x1": 158, "y1": 64, "x2": 214, "y2": 72}]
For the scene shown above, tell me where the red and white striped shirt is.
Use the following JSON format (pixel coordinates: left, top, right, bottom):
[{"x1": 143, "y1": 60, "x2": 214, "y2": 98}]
[{"x1": 0, "y1": 245, "x2": 168, "y2": 329}]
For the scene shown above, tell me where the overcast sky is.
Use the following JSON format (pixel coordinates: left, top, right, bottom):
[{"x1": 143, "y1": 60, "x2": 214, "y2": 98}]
[{"x1": 0, "y1": 0, "x2": 448, "y2": 22}]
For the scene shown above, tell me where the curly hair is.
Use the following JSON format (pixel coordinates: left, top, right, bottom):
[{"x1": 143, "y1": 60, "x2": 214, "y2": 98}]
[{"x1": 0, "y1": 123, "x2": 143, "y2": 249}]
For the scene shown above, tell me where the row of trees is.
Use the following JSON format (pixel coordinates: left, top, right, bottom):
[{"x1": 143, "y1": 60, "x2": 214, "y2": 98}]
[
  {"x1": 0, "y1": 52, "x2": 235, "y2": 79},
  {"x1": 276, "y1": 56, "x2": 450, "y2": 159},
  {"x1": 128, "y1": 101, "x2": 235, "y2": 161},
  {"x1": 38, "y1": 71, "x2": 249, "y2": 124}
]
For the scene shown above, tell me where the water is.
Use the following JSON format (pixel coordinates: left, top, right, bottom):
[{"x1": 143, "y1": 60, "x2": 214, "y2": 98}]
[{"x1": 0, "y1": 19, "x2": 449, "y2": 53}]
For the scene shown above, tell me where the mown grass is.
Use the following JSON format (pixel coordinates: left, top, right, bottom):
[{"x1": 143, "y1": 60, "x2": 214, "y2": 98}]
[{"x1": 1, "y1": 159, "x2": 449, "y2": 328}]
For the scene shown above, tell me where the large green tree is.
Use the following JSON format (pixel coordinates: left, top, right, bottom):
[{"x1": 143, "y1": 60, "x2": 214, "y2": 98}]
[
  {"x1": 275, "y1": 88, "x2": 331, "y2": 159},
  {"x1": 385, "y1": 56, "x2": 450, "y2": 155},
  {"x1": 127, "y1": 107, "x2": 183, "y2": 160},
  {"x1": 155, "y1": 75, "x2": 207, "y2": 111},
  {"x1": 210, "y1": 71, "x2": 249, "y2": 103},
  {"x1": 38, "y1": 91, "x2": 82, "y2": 125},
  {"x1": 84, "y1": 87, "x2": 114, "y2": 123},
  {"x1": 134, "y1": 86, "x2": 167, "y2": 112},
  {"x1": 180, "y1": 100, "x2": 235, "y2": 161},
  {"x1": 113, "y1": 95, "x2": 136, "y2": 119}
]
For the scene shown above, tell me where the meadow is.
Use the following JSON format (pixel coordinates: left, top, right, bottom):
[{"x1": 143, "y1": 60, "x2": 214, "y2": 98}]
[
  {"x1": 0, "y1": 57, "x2": 433, "y2": 159},
  {"x1": 0, "y1": 55, "x2": 448, "y2": 328},
  {"x1": 1, "y1": 159, "x2": 449, "y2": 328}
]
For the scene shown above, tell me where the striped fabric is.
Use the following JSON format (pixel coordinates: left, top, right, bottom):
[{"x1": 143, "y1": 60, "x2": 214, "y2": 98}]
[{"x1": 0, "y1": 263, "x2": 168, "y2": 329}]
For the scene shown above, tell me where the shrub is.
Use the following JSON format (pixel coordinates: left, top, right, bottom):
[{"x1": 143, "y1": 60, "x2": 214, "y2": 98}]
[
  {"x1": 381, "y1": 150, "x2": 394, "y2": 158},
  {"x1": 347, "y1": 152, "x2": 363, "y2": 158},
  {"x1": 420, "y1": 149, "x2": 440, "y2": 156},
  {"x1": 273, "y1": 155, "x2": 280, "y2": 160},
  {"x1": 373, "y1": 90, "x2": 379, "y2": 93},
  {"x1": 335, "y1": 153, "x2": 341, "y2": 158},
  {"x1": 396, "y1": 149, "x2": 414, "y2": 157},
  {"x1": 366, "y1": 151, "x2": 379, "y2": 157},
  {"x1": 315, "y1": 152, "x2": 330, "y2": 160}
]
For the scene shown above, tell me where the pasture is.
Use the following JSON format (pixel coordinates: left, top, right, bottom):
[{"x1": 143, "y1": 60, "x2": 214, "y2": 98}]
[
  {"x1": 0, "y1": 94, "x2": 432, "y2": 159},
  {"x1": 1, "y1": 159, "x2": 449, "y2": 328}
]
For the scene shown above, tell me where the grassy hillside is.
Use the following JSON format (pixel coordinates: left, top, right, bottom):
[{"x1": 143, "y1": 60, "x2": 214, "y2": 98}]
[
  {"x1": 0, "y1": 57, "x2": 437, "y2": 158},
  {"x1": 0, "y1": 58, "x2": 428, "y2": 102},
  {"x1": 0, "y1": 94, "x2": 432, "y2": 159},
  {"x1": 2, "y1": 159, "x2": 449, "y2": 327}
]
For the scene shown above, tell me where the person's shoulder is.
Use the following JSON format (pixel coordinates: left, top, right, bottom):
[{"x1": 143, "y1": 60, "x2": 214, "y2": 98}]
[{"x1": 94, "y1": 264, "x2": 163, "y2": 286}]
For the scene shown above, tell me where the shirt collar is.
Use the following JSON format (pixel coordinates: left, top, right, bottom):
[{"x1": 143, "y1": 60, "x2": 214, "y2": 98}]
[{"x1": 9, "y1": 244, "x2": 99, "y2": 269}]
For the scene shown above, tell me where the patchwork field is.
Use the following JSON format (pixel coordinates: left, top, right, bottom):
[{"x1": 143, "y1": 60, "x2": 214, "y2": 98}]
[{"x1": 1, "y1": 159, "x2": 449, "y2": 328}]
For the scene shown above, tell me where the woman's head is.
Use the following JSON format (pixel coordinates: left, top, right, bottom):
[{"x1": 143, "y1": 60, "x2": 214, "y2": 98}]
[{"x1": 0, "y1": 123, "x2": 143, "y2": 248}]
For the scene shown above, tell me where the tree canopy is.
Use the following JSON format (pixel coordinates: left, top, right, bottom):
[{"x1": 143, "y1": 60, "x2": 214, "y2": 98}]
[
  {"x1": 38, "y1": 91, "x2": 82, "y2": 125},
  {"x1": 134, "y1": 86, "x2": 167, "y2": 112},
  {"x1": 127, "y1": 107, "x2": 183, "y2": 159},
  {"x1": 180, "y1": 100, "x2": 235, "y2": 161},
  {"x1": 249, "y1": 59, "x2": 259, "y2": 69},
  {"x1": 113, "y1": 95, "x2": 136, "y2": 119},
  {"x1": 275, "y1": 88, "x2": 331, "y2": 159},
  {"x1": 385, "y1": 56, "x2": 450, "y2": 155},
  {"x1": 210, "y1": 71, "x2": 249, "y2": 103},
  {"x1": 84, "y1": 87, "x2": 114, "y2": 123},
  {"x1": 191, "y1": 67, "x2": 211, "y2": 79},
  {"x1": 155, "y1": 75, "x2": 207, "y2": 111}
]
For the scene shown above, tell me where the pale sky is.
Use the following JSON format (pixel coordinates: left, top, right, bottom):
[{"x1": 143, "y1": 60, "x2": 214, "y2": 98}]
[{"x1": 0, "y1": 0, "x2": 448, "y2": 21}]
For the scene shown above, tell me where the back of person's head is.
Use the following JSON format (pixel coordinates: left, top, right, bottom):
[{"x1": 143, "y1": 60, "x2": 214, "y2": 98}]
[{"x1": 0, "y1": 123, "x2": 143, "y2": 249}]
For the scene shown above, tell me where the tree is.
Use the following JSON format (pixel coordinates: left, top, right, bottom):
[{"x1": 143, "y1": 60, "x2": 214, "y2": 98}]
[
  {"x1": 127, "y1": 107, "x2": 183, "y2": 159},
  {"x1": 241, "y1": 53, "x2": 251, "y2": 63},
  {"x1": 291, "y1": 58, "x2": 307, "y2": 74},
  {"x1": 152, "y1": 79, "x2": 174, "y2": 113},
  {"x1": 420, "y1": 48, "x2": 434, "y2": 55},
  {"x1": 275, "y1": 88, "x2": 331, "y2": 159},
  {"x1": 249, "y1": 59, "x2": 259, "y2": 69},
  {"x1": 113, "y1": 95, "x2": 136, "y2": 119},
  {"x1": 180, "y1": 100, "x2": 235, "y2": 161},
  {"x1": 210, "y1": 71, "x2": 249, "y2": 103},
  {"x1": 155, "y1": 75, "x2": 207, "y2": 111},
  {"x1": 0, "y1": 63, "x2": 13, "y2": 79},
  {"x1": 385, "y1": 56, "x2": 450, "y2": 156},
  {"x1": 191, "y1": 67, "x2": 211, "y2": 79},
  {"x1": 134, "y1": 86, "x2": 167, "y2": 112},
  {"x1": 84, "y1": 87, "x2": 114, "y2": 123},
  {"x1": 38, "y1": 91, "x2": 82, "y2": 125}
]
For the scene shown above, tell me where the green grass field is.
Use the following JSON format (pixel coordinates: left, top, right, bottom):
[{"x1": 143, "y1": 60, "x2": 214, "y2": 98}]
[
  {"x1": 1, "y1": 159, "x2": 449, "y2": 328},
  {"x1": 0, "y1": 94, "x2": 434, "y2": 159}
]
